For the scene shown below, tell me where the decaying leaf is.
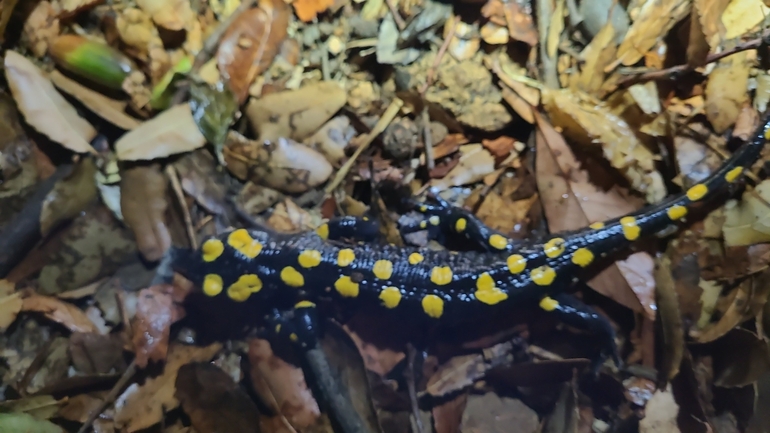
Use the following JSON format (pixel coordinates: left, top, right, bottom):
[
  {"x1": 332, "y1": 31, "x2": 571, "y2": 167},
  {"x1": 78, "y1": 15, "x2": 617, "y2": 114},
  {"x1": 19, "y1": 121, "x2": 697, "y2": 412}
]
[
  {"x1": 612, "y1": 0, "x2": 691, "y2": 68},
  {"x1": 430, "y1": 144, "x2": 495, "y2": 189},
  {"x1": 638, "y1": 386, "x2": 679, "y2": 433},
  {"x1": 39, "y1": 157, "x2": 99, "y2": 236},
  {"x1": 246, "y1": 81, "x2": 347, "y2": 142},
  {"x1": 217, "y1": 0, "x2": 289, "y2": 102},
  {"x1": 136, "y1": 0, "x2": 194, "y2": 31},
  {"x1": 704, "y1": 51, "x2": 751, "y2": 134},
  {"x1": 120, "y1": 164, "x2": 171, "y2": 262},
  {"x1": 0, "y1": 395, "x2": 62, "y2": 420},
  {"x1": 133, "y1": 284, "x2": 186, "y2": 368},
  {"x1": 115, "y1": 104, "x2": 207, "y2": 161},
  {"x1": 723, "y1": 179, "x2": 770, "y2": 247},
  {"x1": 50, "y1": 70, "x2": 141, "y2": 130},
  {"x1": 0, "y1": 413, "x2": 64, "y2": 433},
  {"x1": 535, "y1": 112, "x2": 649, "y2": 315},
  {"x1": 4, "y1": 50, "x2": 96, "y2": 155},
  {"x1": 21, "y1": 294, "x2": 100, "y2": 334},
  {"x1": 21, "y1": 1, "x2": 59, "y2": 58},
  {"x1": 541, "y1": 88, "x2": 666, "y2": 203},
  {"x1": 224, "y1": 131, "x2": 333, "y2": 194},
  {"x1": 114, "y1": 343, "x2": 222, "y2": 432},
  {"x1": 0, "y1": 292, "x2": 23, "y2": 332}
]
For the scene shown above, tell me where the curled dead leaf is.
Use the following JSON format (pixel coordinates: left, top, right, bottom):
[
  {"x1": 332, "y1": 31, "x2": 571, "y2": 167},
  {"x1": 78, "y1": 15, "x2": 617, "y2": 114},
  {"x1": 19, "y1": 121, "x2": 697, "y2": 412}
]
[
  {"x1": 132, "y1": 284, "x2": 186, "y2": 368},
  {"x1": 120, "y1": 164, "x2": 171, "y2": 262},
  {"x1": 246, "y1": 81, "x2": 347, "y2": 142},
  {"x1": 224, "y1": 131, "x2": 333, "y2": 194},
  {"x1": 21, "y1": 294, "x2": 99, "y2": 333},
  {"x1": 217, "y1": 0, "x2": 289, "y2": 103},
  {"x1": 4, "y1": 50, "x2": 96, "y2": 154},
  {"x1": 115, "y1": 104, "x2": 207, "y2": 161}
]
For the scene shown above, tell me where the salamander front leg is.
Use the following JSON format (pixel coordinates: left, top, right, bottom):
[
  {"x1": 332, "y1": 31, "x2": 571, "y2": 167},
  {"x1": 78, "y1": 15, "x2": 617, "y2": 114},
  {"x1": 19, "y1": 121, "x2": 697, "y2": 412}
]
[
  {"x1": 399, "y1": 195, "x2": 515, "y2": 252},
  {"x1": 539, "y1": 293, "x2": 620, "y2": 373},
  {"x1": 264, "y1": 302, "x2": 373, "y2": 433},
  {"x1": 315, "y1": 216, "x2": 381, "y2": 243}
]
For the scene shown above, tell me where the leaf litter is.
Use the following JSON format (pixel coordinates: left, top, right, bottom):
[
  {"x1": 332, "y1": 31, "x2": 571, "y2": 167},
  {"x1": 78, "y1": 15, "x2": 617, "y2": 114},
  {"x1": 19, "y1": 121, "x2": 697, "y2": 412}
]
[{"x1": 2, "y1": 0, "x2": 770, "y2": 432}]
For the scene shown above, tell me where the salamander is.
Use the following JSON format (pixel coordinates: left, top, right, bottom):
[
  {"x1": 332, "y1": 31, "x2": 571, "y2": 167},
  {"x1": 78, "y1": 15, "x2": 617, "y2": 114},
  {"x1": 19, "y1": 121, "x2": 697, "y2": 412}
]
[{"x1": 171, "y1": 113, "x2": 770, "y2": 367}]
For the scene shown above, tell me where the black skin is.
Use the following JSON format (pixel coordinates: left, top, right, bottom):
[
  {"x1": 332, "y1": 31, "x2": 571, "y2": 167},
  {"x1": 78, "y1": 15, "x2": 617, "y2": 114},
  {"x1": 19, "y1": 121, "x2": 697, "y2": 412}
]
[{"x1": 172, "y1": 113, "x2": 770, "y2": 373}]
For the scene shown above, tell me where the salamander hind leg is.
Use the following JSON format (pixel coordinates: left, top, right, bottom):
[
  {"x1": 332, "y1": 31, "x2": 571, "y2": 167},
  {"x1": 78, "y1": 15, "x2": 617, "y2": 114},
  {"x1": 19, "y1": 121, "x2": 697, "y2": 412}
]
[
  {"x1": 538, "y1": 293, "x2": 620, "y2": 374},
  {"x1": 399, "y1": 194, "x2": 516, "y2": 252}
]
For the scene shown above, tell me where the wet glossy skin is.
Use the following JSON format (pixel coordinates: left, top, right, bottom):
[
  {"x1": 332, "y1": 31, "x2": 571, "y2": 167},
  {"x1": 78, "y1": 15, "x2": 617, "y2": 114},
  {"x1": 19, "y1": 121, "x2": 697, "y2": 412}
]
[{"x1": 173, "y1": 115, "x2": 770, "y2": 328}]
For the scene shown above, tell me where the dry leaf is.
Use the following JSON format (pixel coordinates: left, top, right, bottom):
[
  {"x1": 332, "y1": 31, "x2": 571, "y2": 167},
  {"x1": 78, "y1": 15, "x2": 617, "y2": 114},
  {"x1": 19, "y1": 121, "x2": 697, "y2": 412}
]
[
  {"x1": 21, "y1": 1, "x2": 60, "y2": 58},
  {"x1": 638, "y1": 387, "x2": 680, "y2": 432},
  {"x1": 116, "y1": 8, "x2": 157, "y2": 59},
  {"x1": 4, "y1": 50, "x2": 96, "y2": 154},
  {"x1": 217, "y1": 0, "x2": 289, "y2": 103},
  {"x1": 133, "y1": 285, "x2": 186, "y2": 368},
  {"x1": 51, "y1": 70, "x2": 141, "y2": 130},
  {"x1": 541, "y1": 88, "x2": 666, "y2": 203},
  {"x1": 722, "y1": 0, "x2": 769, "y2": 40},
  {"x1": 246, "y1": 81, "x2": 347, "y2": 142},
  {"x1": 115, "y1": 104, "x2": 207, "y2": 161},
  {"x1": 120, "y1": 164, "x2": 171, "y2": 262},
  {"x1": 723, "y1": 179, "x2": 770, "y2": 247},
  {"x1": 0, "y1": 292, "x2": 23, "y2": 332},
  {"x1": 611, "y1": 0, "x2": 690, "y2": 69},
  {"x1": 21, "y1": 295, "x2": 100, "y2": 334},
  {"x1": 575, "y1": 21, "x2": 617, "y2": 94},
  {"x1": 136, "y1": 0, "x2": 193, "y2": 31},
  {"x1": 535, "y1": 112, "x2": 649, "y2": 315},
  {"x1": 430, "y1": 144, "x2": 495, "y2": 189},
  {"x1": 293, "y1": 0, "x2": 334, "y2": 22},
  {"x1": 704, "y1": 51, "x2": 751, "y2": 134},
  {"x1": 114, "y1": 343, "x2": 222, "y2": 432},
  {"x1": 224, "y1": 131, "x2": 333, "y2": 194},
  {"x1": 39, "y1": 157, "x2": 99, "y2": 236}
]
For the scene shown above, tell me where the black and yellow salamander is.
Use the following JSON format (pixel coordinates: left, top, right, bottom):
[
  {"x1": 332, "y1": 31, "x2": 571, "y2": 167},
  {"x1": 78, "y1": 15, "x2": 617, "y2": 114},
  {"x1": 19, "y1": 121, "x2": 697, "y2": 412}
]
[{"x1": 172, "y1": 113, "x2": 770, "y2": 368}]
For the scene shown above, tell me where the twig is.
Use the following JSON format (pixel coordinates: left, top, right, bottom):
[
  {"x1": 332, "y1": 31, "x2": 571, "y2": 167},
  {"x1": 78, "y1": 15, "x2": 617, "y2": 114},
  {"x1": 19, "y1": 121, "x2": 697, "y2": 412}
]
[
  {"x1": 420, "y1": 15, "x2": 458, "y2": 97},
  {"x1": 324, "y1": 98, "x2": 404, "y2": 194},
  {"x1": 385, "y1": 0, "x2": 406, "y2": 31},
  {"x1": 165, "y1": 165, "x2": 197, "y2": 250},
  {"x1": 76, "y1": 360, "x2": 137, "y2": 433},
  {"x1": 615, "y1": 28, "x2": 770, "y2": 90},
  {"x1": 405, "y1": 343, "x2": 425, "y2": 433},
  {"x1": 421, "y1": 108, "x2": 434, "y2": 171},
  {"x1": 536, "y1": 0, "x2": 558, "y2": 88}
]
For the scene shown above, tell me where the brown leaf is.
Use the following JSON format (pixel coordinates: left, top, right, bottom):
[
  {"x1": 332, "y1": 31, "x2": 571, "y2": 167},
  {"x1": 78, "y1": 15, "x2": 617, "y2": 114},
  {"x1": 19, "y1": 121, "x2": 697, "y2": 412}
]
[
  {"x1": 69, "y1": 332, "x2": 125, "y2": 374},
  {"x1": 0, "y1": 292, "x2": 23, "y2": 332},
  {"x1": 39, "y1": 157, "x2": 99, "y2": 236},
  {"x1": 709, "y1": 328, "x2": 770, "y2": 388},
  {"x1": 247, "y1": 338, "x2": 320, "y2": 429},
  {"x1": 704, "y1": 51, "x2": 751, "y2": 134},
  {"x1": 120, "y1": 164, "x2": 171, "y2": 262},
  {"x1": 292, "y1": 0, "x2": 334, "y2": 22},
  {"x1": 136, "y1": 0, "x2": 193, "y2": 31},
  {"x1": 114, "y1": 343, "x2": 222, "y2": 432},
  {"x1": 21, "y1": 294, "x2": 99, "y2": 333},
  {"x1": 50, "y1": 70, "x2": 141, "y2": 130},
  {"x1": 534, "y1": 112, "x2": 649, "y2": 316},
  {"x1": 4, "y1": 50, "x2": 96, "y2": 154},
  {"x1": 654, "y1": 257, "x2": 685, "y2": 381},
  {"x1": 224, "y1": 131, "x2": 332, "y2": 194},
  {"x1": 115, "y1": 104, "x2": 207, "y2": 161},
  {"x1": 21, "y1": 1, "x2": 60, "y2": 58},
  {"x1": 246, "y1": 81, "x2": 347, "y2": 142},
  {"x1": 175, "y1": 363, "x2": 262, "y2": 433},
  {"x1": 217, "y1": 0, "x2": 289, "y2": 103},
  {"x1": 132, "y1": 284, "x2": 185, "y2": 368}
]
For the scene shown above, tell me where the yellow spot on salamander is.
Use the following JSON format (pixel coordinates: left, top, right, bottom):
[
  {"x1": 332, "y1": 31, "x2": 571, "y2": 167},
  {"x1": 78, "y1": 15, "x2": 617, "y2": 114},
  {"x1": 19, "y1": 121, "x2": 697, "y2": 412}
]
[
  {"x1": 298, "y1": 250, "x2": 322, "y2": 268},
  {"x1": 430, "y1": 266, "x2": 453, "y2": 285},
  {"x1": 544, "y1": 237, "x2": 566, "y2": 258},
  {"x1": 421, "y1": 294, "x2": 444, "y2": 318},
  {"x1": 589, "y1": 222, "x2": 605, "y2": 230},
  {"x1": 620, "y1": 216, "x2": 641, "y2": 241},
  {"x1": 539, "y1": 297, "x2": 559, "y2": 312},
  {"x1": 419, "y1": 205, "x2": 428, "y2": 212},
  {"x1": 455, "y1": 218, "x2": 467, "y2": 232},
  {"x1": 334, "y1": 276, "x2": 359, "y2": 297},
  {"x1": 686, "y1": 184, "x2": 708, "y2": 201},
  {"x1": 667, "y1": 205, "x2": 687, "y2": 221},
  {"x1": 373, "y1": 260, "x2": 393, "y2": 280},
  {"x1": 280, "y1": 266, "x2": 304, "y2": 287},
  {"x1": 475, "y1": 272, "x2": 508, "y2": 305},
  {"x1": 429, "y1": 216, "x2": 440, "y2": 226},
  {"x1": 419, "y1": 221, "x2": 428, "y2": 229},
  {"x1": 290, "y1": 333, "x2": 298, "y2": 342},
  {"x1": 227, "y1": 274, "x2": 263, "y2": 302},
  {"x1": 725, "y1": 166, "x2": 744, "y2": 182},
  {"x1": 337, "y1": 249, "x2": 355, "y2": 267},
  {"x1": 530, "y1": 266, "x2": 556, "y2": 286},
  {"x1": 203, "y1": 274, "x2": 223, "y2": 297},
  {"x1": 379, "y1": 286, "x2": 402, "y2": 308},
  {"x1": 571, "y1": 248, "x2": 594, "y2": 267},
  {"x1": 227, "y1": 229, "x2": 263, "y2": 259},
  {"x1": 295, "y1": 300, "x2": 315, "y2": 308},
  {"x1": 489, "y1": 234, "x2": 508, "y2": 250},
  {"x1": 408, "y1": 252, "x2": 424, "y2": 265},
  {"x1": 201, "y1": 239, "x2": 224, "y2": 262},
  {"x1": 507, "y1": 254, "x2": 526, "y2": 274},
  {"x1": 316, "y1": 223, "x2": 329, "y2": 240}
]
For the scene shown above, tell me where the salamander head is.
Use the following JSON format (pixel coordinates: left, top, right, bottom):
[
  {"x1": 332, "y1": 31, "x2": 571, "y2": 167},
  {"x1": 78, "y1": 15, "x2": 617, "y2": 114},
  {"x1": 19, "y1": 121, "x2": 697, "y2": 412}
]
[{"x1": 172, "y1": 228, "x2": 274, "y2": 303}]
